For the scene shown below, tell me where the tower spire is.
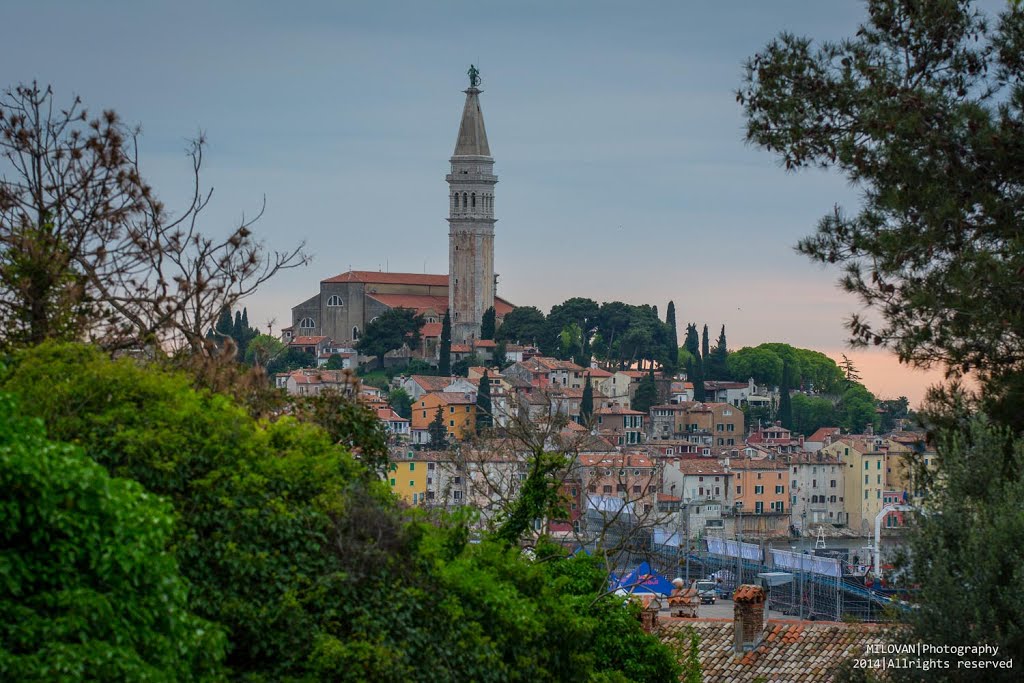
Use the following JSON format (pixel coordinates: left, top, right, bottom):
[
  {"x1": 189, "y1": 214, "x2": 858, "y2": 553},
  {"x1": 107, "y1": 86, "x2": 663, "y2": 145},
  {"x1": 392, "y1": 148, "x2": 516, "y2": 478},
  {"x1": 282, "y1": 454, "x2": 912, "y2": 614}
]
[
  {"x1": 447, "y1": 66, "x2": 497, "y2": 343},
  {"x1": 454, "y1": 66, "x2": 490, "y2": 157}
]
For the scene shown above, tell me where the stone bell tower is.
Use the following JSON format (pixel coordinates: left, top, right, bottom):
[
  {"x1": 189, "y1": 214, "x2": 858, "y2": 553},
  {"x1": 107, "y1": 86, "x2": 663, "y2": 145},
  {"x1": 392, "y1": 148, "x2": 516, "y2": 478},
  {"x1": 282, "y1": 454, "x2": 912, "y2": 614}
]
[{"x1": 447, "y1": 65, "x2": 496, "y2": 343}]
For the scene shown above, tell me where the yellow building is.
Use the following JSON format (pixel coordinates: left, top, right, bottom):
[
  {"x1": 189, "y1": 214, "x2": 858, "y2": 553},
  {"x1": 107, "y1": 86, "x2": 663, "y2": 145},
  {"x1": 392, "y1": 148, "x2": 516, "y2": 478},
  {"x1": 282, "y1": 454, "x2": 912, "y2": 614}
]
[
  {"x1": 387, "y1": 449, "x2": 429, "y2": 504},
  {"x1": 411, "y1": 392, "x2": 477, "y2": 441},
  {"x1": 821, "y1": 437, "x2": 887, "y2": 533}
]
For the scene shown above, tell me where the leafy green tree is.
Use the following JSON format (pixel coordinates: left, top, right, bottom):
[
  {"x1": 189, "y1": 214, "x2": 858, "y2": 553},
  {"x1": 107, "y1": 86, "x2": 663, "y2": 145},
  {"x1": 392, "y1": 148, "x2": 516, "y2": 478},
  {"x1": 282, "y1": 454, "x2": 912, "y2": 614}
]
[
  {"x1": 778, "y1": 361, "x2": 794, "y2": 430},
  {"x1": 480, "y1": 306, "x2": 496, "y2": 340},
  {"x1": 439, "y1": 309, "x2": 452, "y2": 376},
  {"x1": 0, "y1": 393, "x2": 225, "y2": 681},
  {"x1": 388, "y1": 387, "x2": 413, "y2": 419},
  {"x1": 264, "y1": 347, "x2": 314, "y2": 375},
  {"x1": 791, "y1": 393, "x2": 838, "y2": 436},
  {"x1": 548, "y1": 297, "x2": 600, "y2": 365},
  {"x1": 324, "y1": 354, "x2": 345, "y2": 369},
  {"x1": 497, "y1": 305, "x2": 547, "y2": 348},
  {"x1": 739, "y1": 0, "x2": 1024, "y2": 419},
  {"x1": 428, "y1": 405, "x2": 448, "y2": 446},
  {"x1": 356, "y1": 307, "x2": 424, "y2": 369},
  {"x1": 727, "y1": 346, "x2": 784, "y2": 386},
  {"x1": 244, "y1": 333, "x2": 285, "y2": 368},
  {"x1": 558, "y1": 322, "x2": 584, "y2": 363},
  {"x1": 581, "y1": 375, "x2": 594, "y2": 424},
  {"x1": 1, "y1": 342, "x2": 686, "y2": 682},
  {"x1": 837, "y1": 382, "x2": 879, "y2": 434},
  {"x1": 889, "y1": 416, "x2": 1024, "y2": 681},
  {"x1": 633, "y1": 368, "x2": 660, "y2": 414},
  {"x1": 878, "y1": 396, "x2": 913, "y2": 433},
  {"x1": 665, "y1": 301, "x2": 679, "y2": 375}
]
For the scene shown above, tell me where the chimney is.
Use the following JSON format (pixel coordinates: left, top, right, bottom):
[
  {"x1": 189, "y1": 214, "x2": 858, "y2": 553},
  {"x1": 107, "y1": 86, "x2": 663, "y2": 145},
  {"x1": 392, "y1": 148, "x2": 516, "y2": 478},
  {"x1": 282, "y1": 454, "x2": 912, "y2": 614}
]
[{"x1": 733, "y1": 584, "x2": 766, "y2": 653}]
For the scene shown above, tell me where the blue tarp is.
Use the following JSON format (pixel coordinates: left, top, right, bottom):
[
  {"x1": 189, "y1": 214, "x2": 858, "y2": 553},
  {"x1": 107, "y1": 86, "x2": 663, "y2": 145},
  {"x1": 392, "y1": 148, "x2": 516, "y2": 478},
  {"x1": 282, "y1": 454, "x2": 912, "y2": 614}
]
[{"x1": 616, "y1": 562, "x2": 675, "y2": 595}]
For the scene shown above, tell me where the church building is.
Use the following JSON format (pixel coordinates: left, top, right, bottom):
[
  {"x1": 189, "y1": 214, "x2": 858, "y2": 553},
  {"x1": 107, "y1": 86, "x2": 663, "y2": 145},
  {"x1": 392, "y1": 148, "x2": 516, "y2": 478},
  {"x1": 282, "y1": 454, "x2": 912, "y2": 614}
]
[{"x1": 288, "y1": 67, "x2": 512, "y2": 348}]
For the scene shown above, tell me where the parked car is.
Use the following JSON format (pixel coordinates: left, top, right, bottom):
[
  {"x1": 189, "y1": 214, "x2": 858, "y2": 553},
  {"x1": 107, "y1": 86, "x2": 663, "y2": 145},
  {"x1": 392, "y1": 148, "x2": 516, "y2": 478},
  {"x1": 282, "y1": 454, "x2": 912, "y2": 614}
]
[{"x1": 696, "y1": 580, "x2": 717, "y2": 605}]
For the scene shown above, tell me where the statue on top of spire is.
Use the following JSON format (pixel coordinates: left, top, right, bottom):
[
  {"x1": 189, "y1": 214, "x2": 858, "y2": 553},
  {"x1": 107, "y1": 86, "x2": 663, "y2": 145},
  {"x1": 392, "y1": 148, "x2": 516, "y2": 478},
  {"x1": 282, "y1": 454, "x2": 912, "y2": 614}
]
[{"x1": 467, "y1": 64, "x2": 481, "y2": 88}]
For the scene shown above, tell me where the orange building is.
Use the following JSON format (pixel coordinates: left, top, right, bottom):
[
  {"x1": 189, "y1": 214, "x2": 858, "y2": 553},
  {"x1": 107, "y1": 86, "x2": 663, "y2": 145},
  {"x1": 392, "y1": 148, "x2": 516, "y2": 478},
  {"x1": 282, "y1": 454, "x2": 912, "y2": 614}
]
[
  {"x1": 411, "y1": 392, "x2": 477, "y2": 441},
  {"x1": 726, "y1": 457, "x2": 788, "y2": 515}
]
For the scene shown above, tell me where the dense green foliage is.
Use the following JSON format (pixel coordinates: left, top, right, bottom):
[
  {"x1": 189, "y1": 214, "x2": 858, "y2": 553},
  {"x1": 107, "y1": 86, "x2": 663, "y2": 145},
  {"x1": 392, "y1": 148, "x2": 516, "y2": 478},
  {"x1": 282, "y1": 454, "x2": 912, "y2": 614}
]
[
  {"x1": 0, "y1": 393, "x2": 224, "y2": 681},
  {"x1": 388, "y1": 387, "x2": 413, "y2": 419},
  {"x1": 356, "y1": 307, "x2": 424, "y2": 369},
  {"x1": 496, "y1": 305, "x2": 547, "y2": 347},
  {"x1": 581, "y1": 375, "x2": 594, "y2": 424},
  {"x1": 632, "y1": 369, "x2": 659, "y2": 414},
  {"x1": 889, "y1": 417, "x2": 1024, "y2": 681},
  {"x1": 706, "y1": 325, "x2": 729, "y2": 380},
  {"x1": 726, "y1": 343, "x2": 844, "y2": 393},
  {"x1": 0, "y1": 343, "x2": 687, "y2": 681},
  {"x1": 480, "y1": 306, "x2": 496, "y2": 340},
  {"x1": 778, "y1": 361, "x2": 793, "y2": 430},
  {"x1": 439, "y1": 310, "x2": 452, "y2": 376},
  {"x1": 476, "y1": 369, "x2": 492, "y2": 429}
]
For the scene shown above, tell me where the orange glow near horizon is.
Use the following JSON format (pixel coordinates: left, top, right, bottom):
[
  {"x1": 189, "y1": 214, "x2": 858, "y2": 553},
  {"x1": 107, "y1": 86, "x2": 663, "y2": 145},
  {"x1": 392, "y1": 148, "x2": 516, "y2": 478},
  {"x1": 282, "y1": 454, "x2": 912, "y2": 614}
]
[{"x1": 820, "y1": 349, "x2": 949, "y2": 408}]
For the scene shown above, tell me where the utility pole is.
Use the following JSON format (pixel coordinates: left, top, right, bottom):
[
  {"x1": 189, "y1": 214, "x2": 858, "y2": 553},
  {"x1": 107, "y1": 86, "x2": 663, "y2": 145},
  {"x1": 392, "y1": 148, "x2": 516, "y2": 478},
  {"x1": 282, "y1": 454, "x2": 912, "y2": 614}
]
[
  {"x1": 683, "y1": 504, "x2": 690, "y2": 583},
  {"x1": 800, "y1": 510, "x2": 807, "y2": 620}
]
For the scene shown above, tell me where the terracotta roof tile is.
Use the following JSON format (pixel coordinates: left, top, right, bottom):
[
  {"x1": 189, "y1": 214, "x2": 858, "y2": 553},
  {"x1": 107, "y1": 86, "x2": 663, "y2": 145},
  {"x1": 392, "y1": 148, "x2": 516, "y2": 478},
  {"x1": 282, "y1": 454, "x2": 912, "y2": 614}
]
[{"x1": 322, "y1": 270, "x2": 448, "y2": 286}]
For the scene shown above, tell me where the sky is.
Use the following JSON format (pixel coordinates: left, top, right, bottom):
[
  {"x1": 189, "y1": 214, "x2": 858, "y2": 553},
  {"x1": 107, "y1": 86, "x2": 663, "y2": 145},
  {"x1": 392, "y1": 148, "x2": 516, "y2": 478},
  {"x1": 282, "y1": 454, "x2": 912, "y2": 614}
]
[{"x1": 5, "y1": 0, "x2": 1002, "y2": 405}]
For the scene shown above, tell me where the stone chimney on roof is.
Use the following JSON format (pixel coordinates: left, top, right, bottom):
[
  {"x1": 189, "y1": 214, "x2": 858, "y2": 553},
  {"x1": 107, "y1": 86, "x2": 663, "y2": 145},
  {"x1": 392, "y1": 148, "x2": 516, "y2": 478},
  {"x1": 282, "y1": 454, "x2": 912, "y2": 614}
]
[{"x1": 733, "y1": 584, "x2": 766, "y2": 654}]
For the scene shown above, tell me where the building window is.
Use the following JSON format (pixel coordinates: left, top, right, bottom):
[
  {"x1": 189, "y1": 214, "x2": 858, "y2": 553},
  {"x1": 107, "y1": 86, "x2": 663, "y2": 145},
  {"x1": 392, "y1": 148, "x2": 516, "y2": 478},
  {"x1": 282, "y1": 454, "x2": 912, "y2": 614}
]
[
  {"x1": 298, "y1": 317, "x2": 315, "y2": 329},
  {"x1": 755, "y1": 501, "x2": 764, "y2": 514},
  {"x1": 775, "y1": 485, "x2": 784, "y2": 494},
  {"x1": 453, "y1": 490, "x2": 463, "y2": 500},
  {"x1": 409, "y1": 463, "x2": 415, "y2": 471},
  {"x1": 352, "y1": 326, "x2": 360, "y2": 340},
  {"x1": 326, "y1": 295, "x2": 343, "y2": 306},
  {"x1": 754, "y1": 485, "x2": 764, "y2": 494},
  {"x1": 603, "y1": 485, "x2": 612, "y2": 494}
]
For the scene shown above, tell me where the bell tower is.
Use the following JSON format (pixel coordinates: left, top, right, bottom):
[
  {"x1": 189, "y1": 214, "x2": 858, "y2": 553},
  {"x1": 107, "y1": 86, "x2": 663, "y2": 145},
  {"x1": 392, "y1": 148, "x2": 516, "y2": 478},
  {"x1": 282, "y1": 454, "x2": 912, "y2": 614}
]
[{"x1": 447, "y1": 65, "x2": 496, "y2": 343}]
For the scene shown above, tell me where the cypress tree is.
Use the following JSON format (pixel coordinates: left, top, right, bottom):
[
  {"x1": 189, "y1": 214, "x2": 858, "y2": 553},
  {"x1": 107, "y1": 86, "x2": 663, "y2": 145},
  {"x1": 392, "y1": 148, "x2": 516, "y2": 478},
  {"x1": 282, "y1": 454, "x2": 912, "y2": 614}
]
[
  {"x1": 581, "y1": 375, "x2": 594, "y2": 424},
  {"x1": 476, "y1": 370, "x2": 492, "y2": 430},
  {"x1": 215, "y1": 306, "x2": 233, "y2": 337},
  {"x1": 701, "y1": 324, "x2": 710, "y2": 373},
  {"x1": 709, "y1": 325, "x2": 729, "y2": 380},
  {"x1": 779, "y1": 361, "x2": 794, "y2": 430},
  {"x1": 665, "y1": 301, "x2": 679, "y2": 375},
  {"x1": 439, "y1": 310, "x2": 452, "y2": 376},
  {"x1": 480, "y1": 306, "x2": 496, "y2": 340},
  {"x1": 429, "y1": 405, "x2": 448, "y2": 446}
]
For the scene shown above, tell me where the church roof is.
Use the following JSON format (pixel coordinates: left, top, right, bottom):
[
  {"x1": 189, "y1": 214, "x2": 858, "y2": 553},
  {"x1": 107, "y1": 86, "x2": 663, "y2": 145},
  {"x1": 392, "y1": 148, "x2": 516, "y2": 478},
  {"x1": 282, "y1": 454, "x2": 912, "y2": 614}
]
[
  {"x1": 321, "y1": 270, "x2": 448, "y2": 286},
  {"x1": 366, "y1": 291, "x2": 514, "y2": 317},
  {"x1": 453, "y1": 87, "x2": 490, "y2": 157}
]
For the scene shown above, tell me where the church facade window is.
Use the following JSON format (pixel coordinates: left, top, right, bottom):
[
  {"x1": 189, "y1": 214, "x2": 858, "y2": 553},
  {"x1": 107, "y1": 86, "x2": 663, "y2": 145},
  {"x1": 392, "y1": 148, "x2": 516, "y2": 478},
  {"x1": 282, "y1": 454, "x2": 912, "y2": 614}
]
[
  {"x1": 298, "y1": 317, "x2": 315, "y2": 330},
  {"x1": 326, "y1": 295, "x2": 343, "y2": 306},
  {"x1": 352, "y1": 326, "x2": 360, "y2": 340}
]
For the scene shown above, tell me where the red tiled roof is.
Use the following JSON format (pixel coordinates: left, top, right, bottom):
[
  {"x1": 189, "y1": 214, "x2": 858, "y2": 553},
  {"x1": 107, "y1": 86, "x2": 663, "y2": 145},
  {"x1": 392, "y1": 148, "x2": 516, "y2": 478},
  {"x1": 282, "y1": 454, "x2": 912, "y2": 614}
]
[
  {"x1": 577, "y1": 453, "x2": 654, "y2": 468},
  {"x1": 366, "y1": 293, "x2": 449, "y2": 316},
  {"x1": 660, "y1": 619, "x2": 892, "y2": 682},
  {"x1": 673, "y1": 460, "x2": 728, "y2": 475},
  {"x1": 807, "y1": 427, "x2": 842, "y2": 442},
  {"x1": 657, "y1": 493, "x2": 681, "y2": 502},
  {"x1": 450, "y1": 343, "x2": 472, "y2": 353},
  {"x1": 594, "y1": 405, "x2": 645, "y2": 416},
  {"x1": 290, "y1": 336, "x2": 328, "y2": 345},
  {"x1": 474, "y1": 339, "x2": 496, "y2": 347},
  {"x1": 376, "y1": 407, "x2": 408, "y2": 422},
  {"x1": 584, "y1": 368, "x2": 613, "y2": 378},
  {"x1": 322, "y1": 270, "x2": 448, "y2": 286}
]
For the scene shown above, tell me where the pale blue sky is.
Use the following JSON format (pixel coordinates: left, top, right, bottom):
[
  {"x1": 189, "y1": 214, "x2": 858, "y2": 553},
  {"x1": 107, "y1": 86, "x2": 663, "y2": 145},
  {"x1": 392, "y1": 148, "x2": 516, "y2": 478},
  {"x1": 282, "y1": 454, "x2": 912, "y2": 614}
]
[{"x1": 4, "y1": 1, "x2": 1004, "y2": 402}]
